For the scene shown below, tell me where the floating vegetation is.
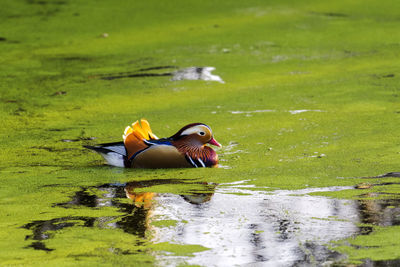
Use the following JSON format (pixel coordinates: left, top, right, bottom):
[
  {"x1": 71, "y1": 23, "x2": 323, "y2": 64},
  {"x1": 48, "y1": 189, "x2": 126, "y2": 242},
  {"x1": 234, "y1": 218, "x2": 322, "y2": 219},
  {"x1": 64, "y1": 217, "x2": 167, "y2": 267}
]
[{"x1": 1, "y1": 0, "x2": 400, "y2": 265}]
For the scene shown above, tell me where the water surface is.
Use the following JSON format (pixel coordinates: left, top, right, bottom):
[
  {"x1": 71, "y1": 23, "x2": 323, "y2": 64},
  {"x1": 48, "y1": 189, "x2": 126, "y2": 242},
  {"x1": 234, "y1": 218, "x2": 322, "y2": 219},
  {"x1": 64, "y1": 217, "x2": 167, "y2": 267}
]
[
  {"x1": 1, "y1": 0, "x2": 400, "y2": 265},
  {"x1": 21, "y1": 178, "x2": 400, "y2": 266}
]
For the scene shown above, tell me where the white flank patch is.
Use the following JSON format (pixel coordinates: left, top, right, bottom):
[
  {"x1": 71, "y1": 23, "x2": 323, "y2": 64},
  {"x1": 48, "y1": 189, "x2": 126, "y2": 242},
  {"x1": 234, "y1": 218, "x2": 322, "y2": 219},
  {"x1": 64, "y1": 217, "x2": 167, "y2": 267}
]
[{"x1": 101, "y1": 152, "x2": 125, "y2": 167}]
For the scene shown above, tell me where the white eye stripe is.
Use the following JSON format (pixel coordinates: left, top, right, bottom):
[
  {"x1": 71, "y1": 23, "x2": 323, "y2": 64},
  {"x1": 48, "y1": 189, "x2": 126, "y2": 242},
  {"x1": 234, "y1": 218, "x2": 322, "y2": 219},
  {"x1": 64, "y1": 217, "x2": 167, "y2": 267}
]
[{"x1": 181, "y1": 125, "x2": 210, "y2": 136}]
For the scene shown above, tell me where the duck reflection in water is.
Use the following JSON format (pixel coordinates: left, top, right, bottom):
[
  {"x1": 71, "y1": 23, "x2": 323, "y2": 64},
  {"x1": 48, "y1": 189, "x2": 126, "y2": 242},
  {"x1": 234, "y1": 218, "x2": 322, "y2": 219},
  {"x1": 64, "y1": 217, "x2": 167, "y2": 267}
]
[
  {"x1": 23, "y1": 178, "x2": 216, "y2": 251},
  {"x1": 125, "y1": 180, "x2": 214, "y2": 208},
  {"x1": 24, "y1": 179, "x2": 400, "y2": 266},
  {"x1": 116, "y1": 179, "x2": 216, "y2": 238}
]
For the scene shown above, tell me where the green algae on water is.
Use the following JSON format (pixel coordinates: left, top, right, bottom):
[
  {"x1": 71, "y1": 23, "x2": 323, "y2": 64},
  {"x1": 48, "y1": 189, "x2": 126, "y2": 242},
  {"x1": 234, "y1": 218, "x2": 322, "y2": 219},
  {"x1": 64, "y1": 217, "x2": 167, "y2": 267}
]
[
  {"x1": 333, "y1": 226, "x2": 400, "y2": 265},
  {"x1": 1, "y1": 0, "x2": 400, "y2": 265}
]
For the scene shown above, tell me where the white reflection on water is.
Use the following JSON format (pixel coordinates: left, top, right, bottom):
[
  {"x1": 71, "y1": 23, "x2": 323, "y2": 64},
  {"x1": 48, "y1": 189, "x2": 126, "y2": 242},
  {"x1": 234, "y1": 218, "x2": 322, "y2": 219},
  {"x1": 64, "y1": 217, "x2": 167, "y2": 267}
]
[
  {"x1": 171, "y1": 67, "x2": 225, "y2": 83},
  {"x1": 150, "y1": 184, "x2": 359, "y2": 266}
]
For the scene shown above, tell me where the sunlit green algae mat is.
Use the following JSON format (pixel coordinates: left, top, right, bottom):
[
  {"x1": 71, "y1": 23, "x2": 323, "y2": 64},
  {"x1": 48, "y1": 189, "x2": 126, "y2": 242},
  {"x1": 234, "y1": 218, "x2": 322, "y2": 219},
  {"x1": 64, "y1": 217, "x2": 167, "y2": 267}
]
[{"x1": 1, "y1": 0, "x2": 400, "y2": 266}]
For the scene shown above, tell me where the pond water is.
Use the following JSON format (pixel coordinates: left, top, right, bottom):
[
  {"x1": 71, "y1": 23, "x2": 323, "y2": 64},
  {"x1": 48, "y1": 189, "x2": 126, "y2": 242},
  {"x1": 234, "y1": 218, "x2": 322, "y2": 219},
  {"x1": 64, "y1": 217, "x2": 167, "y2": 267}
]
[
  {"x1": 21, "y1": 178, "x2": 400, "y2": 266},
  {"x1": 1, "y1": 0, "x2": 400, "y2": 265}
]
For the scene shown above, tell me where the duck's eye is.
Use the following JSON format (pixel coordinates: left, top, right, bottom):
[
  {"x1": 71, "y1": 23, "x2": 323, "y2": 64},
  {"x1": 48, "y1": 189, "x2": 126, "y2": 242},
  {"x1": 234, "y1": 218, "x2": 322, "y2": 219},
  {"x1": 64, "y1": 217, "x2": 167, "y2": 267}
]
[{"x1": 199, "y1": 131, "x2": 205, "y2": 136}]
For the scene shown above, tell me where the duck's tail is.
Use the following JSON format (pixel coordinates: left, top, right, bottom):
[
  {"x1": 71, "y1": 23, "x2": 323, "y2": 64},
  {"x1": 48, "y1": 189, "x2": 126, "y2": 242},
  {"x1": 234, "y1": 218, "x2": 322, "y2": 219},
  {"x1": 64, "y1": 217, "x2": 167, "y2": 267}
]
[
  {"x1": 123, "y1": 119, "x2": 158, "y2": 159},
  {"x1": 84, "y1": 142, "x2": 128, "y2": 167}
]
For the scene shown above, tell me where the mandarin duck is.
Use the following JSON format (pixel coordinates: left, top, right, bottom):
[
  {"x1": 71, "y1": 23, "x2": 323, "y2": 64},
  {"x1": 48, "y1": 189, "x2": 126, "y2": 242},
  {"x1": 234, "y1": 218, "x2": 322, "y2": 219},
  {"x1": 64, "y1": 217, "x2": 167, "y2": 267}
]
[{"x1": 84, "y1": 119, "x2": 221, "y2": 168}]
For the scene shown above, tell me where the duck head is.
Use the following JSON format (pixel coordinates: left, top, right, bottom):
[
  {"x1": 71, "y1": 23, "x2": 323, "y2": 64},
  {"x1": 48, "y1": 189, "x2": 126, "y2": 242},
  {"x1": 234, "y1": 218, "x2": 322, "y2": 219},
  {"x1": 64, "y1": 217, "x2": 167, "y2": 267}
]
[{"x1": 170, "y1": 123, "x2": 221, "y2": 148}]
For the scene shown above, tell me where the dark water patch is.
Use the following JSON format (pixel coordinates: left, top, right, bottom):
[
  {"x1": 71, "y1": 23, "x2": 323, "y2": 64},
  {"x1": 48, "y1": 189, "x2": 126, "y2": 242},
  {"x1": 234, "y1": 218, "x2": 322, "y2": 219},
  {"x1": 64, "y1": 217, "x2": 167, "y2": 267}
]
[
  {"x1": 60, "y1": 56, "x2": 93, "y2": 62},
  {"x1": 95, "y1": 65, "x2": 176, "y2": 80},
  {"x1": 61, "y1": 136, "x2": 96, "y2": 142},
  {"x1": 254, "y1": 254, "x2": 268, "y2": 262},
  {"x1": 100, "y1": 72, "x2": 172, "y2": 80},
  {"x1": 97, "y1": 66, "x2": 224, "y2": 83},
  {"x1": 381, "y1": 74, "x2": 395, "y2": 78},
  {"x1": 137, "y1": 66, "x2": 178, "y2": 72},
  {"x1": 116, "y1": 206, "x2": 150, "y2": 238},
  {"x1": 322, "y1": 12, "x2": 348, "y2": 17},
  {"x1": 357, "y1": 197, "x2": 400, "y2": 226},
  {"x1": 47, "y1": 128, "x2": 69, "y2": 132},
  {"x1": 31, "y1": 146, "x2": 76, "y2": 152},
  {"x1": 26, "y1": 0, "x2": 66, "y2": 5},
  {"x1": 1, "y1": 99, "x2": 19, "y2": 103},
  {"x1": 56, "y1": 184, "x2": 129, "y2": 209},
  {"x1": 310, "y1": 11, "x2": 349, "y2": 18},
  {"x1": 374, "y1": 182, "x2": 400, "y2": 186},
  {"x1": 375, "y1": 74, "x2": 395, "y2": 79},
  {"x1": 55, "y1": 188, "x2": 99, "y2": 208},
  {"x1": 40, "y1": 184, "x2": 62, "y2": 188},
  {"x1": 358, "y1": 225, "x2": 374, "y2": 235},
  {"x1": 276, "y1": 219, "x2": 296, "y2": 241},
  {"x1": 377, "y1": 172, "x2": 400, "y2": 178},
  {"x1": 23, "y1": 216, "x2": 96, "y2": 251},
  {"x1": 35, "y1": 8, "x2": 61, "y2": 18},
  {"x1": 51, "y1": 91, "x2": 67, "y2": 96},
  {"x1": 360, "y1": 172, "x2": 400, "y2": 179},
  {"x1": 361, "y1": 258, "x2": 400, "y2": 267},
  {"x1": 292, "y1": 242, "x2": 346, "y2": 266},
  {"x1": 370, "y1": 74, "x2": 396, "y2": 79},
  {"x1": 342, "y1": 50, "x2": 363, "y2": 59},
  {"x1": 26, "y1": 241, "x2": 54, "y2": 252},
  {"x1": 13, "y1": 107, "x2": 27, "y2": 116}
]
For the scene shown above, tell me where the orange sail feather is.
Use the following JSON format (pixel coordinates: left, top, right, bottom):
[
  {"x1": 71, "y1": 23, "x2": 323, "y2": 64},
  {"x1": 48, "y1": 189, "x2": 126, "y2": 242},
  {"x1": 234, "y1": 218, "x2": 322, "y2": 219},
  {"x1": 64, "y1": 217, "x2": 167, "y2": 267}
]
[{"x1": 123, "y1": 119, "x2": 157, "y2": 159}]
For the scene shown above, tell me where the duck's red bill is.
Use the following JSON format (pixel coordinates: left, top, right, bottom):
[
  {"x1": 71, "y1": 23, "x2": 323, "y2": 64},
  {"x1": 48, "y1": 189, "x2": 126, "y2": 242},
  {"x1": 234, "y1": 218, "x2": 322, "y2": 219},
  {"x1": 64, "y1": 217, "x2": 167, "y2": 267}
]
[{"x1": 208, "y1": 137, "x2": 222, "y2": 147}]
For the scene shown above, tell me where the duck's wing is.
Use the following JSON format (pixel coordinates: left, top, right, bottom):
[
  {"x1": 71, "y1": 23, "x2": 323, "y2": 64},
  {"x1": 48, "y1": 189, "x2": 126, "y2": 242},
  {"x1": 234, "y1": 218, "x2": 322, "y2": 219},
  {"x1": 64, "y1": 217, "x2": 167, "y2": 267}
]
[
  {"x1": 130, "y1": 138, "x2": 200, "y2": 168},
  {"x1": 84, "y1": 142, "x2": 128, "y2": 167},
  {"x1": 132, "y1": 142, "x2": 193, "y2": 168}
]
